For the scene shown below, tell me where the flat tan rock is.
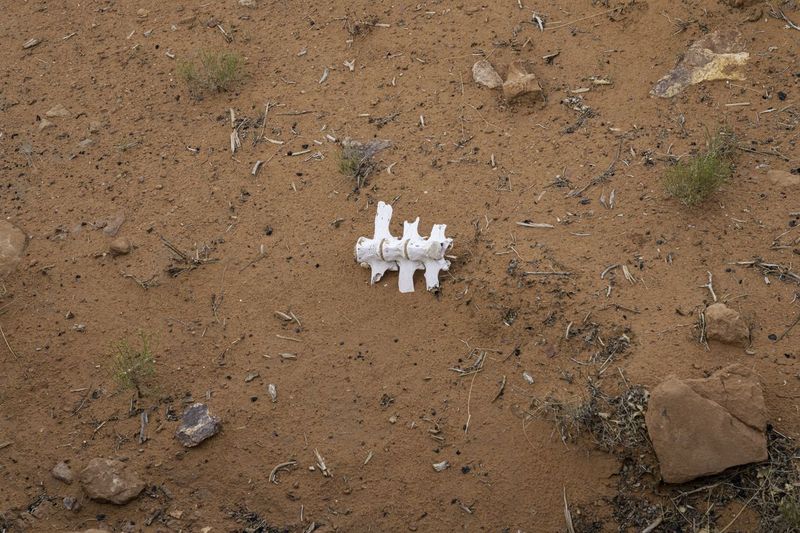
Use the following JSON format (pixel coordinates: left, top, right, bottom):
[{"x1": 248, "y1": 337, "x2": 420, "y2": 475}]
[
  {"x1": 80, "y1": 458, "x2": 145, "y2": 505},
  {"x1": 502, "y1": 60, "x2": 543, "y2": 103},
  {"x1": 472, "y1": 60, "x2": 502, "y2": 89},
  {"x1": 651, "y1": 28, "x2": 748, "y2": 98},
  {"x1": 646, "y1": 364, "x2": 767, "y2": 483},
  {"x1": 767, "y1": 170, "x2": 800, "y2": 187},
  {"x1": 45, "y1": 104, "x2": 70, "y2": 118},
  {"x1": 0, "y1": 220, "x2": 28, "y2": 279}
]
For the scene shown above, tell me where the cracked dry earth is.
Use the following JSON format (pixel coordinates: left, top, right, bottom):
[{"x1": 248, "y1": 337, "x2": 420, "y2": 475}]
[{"x1": 1, "y1": 0, "x2": 800, "y2": 531}]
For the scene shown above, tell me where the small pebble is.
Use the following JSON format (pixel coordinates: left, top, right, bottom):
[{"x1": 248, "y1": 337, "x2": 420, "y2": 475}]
[{"x1": 109, "y1": 237, "x2": 132, "y2": 256}]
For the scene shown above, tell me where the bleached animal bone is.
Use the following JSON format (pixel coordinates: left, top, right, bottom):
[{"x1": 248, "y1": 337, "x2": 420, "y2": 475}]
[{"x1": 355, "y1": 201, "x2": 453, "y2": 293}]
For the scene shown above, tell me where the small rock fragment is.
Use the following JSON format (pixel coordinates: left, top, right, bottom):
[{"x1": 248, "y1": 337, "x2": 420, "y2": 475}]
[
  {"x1": 268, "y1": 383, "x2": 277, "y2": 403},
  {"x1": 767, "y1": 170, "x2": 800, "y2": 187},
  {"x1": 502, "y1": 60, "x2": 543, "y2": 103},
  {"x1": 472, "y1": 59, "x2": 502, "y2": 89},
  {"x1": 238, "y1": 0, "x2": 258, "y2": 6},
  {"x1": 38, "y1": 119, "x2": 55, "y2": 131},
  {"x1": 23, "y1": 38, "x2": 40, "y2": 49},
  {"x1": 137, "y1": 8, "x2": 149, "y2": 18},
  {"x1": 176, "y1": 403, "x2": 221, "y2": 447},
  {"x1": 62, "y1": 496, "x2": 81, "y2": 512},
  {"x1": 645, "y1": 364, "x2": 767, "y2": 483},
  {"x1": 78, "y1": 138, "x2": 95, "y2": 149},
  {"x1": 244, "y1": 371, "x2": 259, "y2": 382},
  {"x1": 45, "y1": 104, "x2": 70, "y2": 118},
  {"x1": 79, "y1": 458, "x2": 145, "y2": 505},
  {"x1": 109, "y1": 237, "x2": 132, "y2": 256},
  {"x1": 89, "y1": 120, "x2": 102, "y2": 134},
  {"x1": 705, "y1": 302, "x2": 749, "y2": 346},
  {"x1": 0, "y1": 220, "x2": 28, "y2": 279},
  {"x1": 102, "y1": 212, "x2": 126, "y2": 236},
  {"x1": 432, "y1": 460, "x2": 450, "y2": 472},
  {"x1": 52, "y1": 461, "x2": 74, "y2": 484},
  {"x1": 178, "y1": 15, "x2": 197, "y2": 28}
]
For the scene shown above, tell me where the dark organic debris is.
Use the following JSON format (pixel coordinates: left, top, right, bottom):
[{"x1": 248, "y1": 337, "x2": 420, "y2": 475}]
[{"x1": 529, "y1": 380, "x2": 649, "y2": 452}]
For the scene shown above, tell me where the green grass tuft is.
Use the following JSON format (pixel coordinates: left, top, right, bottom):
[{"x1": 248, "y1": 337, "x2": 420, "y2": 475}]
[
  {"x1": 111, "y1": 332, "x2": 155, "y2": 393},
  {"x1": 663, "y1": 128, "x2": 736, "y2": 206},
  {"x1": 178, "y1": 50, "x2": 245, "y2": 97}
]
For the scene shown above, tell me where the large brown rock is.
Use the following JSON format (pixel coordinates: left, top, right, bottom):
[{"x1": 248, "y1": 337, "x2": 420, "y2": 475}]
[
  {"x1": 646, "y1": 365, "x2": 767, "y2": 483},
  {"x1": 502, "y1": 60, "x2": 543, "y2": 104},
  {"x1": 0, "y1": 220, "x2": 27, "y2": 278},
  {"x1": 79, "y1": 458, "x2": 145, "y2": 504},
  {"x1": 705, "y1": 303, "x2": 750, "y2": 346}
]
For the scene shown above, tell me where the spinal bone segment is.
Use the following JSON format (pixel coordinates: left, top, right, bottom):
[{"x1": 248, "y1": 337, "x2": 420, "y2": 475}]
[{"x1": 355, "y1": 201, "x2": 453, "y2": 293}]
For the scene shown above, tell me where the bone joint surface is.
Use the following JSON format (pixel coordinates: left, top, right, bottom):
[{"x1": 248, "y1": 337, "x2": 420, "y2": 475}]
[{"x1": 355, "y1": 201, "x2": 453, "y2": 293}]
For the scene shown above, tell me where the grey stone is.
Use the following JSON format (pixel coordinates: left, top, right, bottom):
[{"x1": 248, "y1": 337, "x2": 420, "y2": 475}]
[
  {"x1": 63, "y1": 496, "x2": 81, "y2": 512},
  {"x1": 52, "y1": 461, "x2": 74, "y2": 484},
  {"x1": 176, "y1": 403, "x2": 221, "y2": 447}
]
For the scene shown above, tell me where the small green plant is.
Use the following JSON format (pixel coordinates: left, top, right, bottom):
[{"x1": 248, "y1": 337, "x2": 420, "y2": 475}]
[
  {"x1": 178, "y1": 50, "x2": 244, "y2": 96},
  {"x1": 663, "y1": 128, "x2": 735, "y2": 206},
  {"x1": 338, "y1": 139, "x2": 391, "y2": 191},
  {"x1": 339, "y1": 148, "x2": 365, "y2": 182},
  {"x1": 111, "y1": 332, "x2": 155, "y2": 394}
]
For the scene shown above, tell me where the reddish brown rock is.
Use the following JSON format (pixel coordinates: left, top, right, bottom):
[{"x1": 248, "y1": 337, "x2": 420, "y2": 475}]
[
  {"x1": 705, "y1": 303, "x2": 749, "y2": 346},
  {"x1": 502, "y1": 60, "x2": 543, "y2": 103},
  {"x1": 646, "y1": 365, "x2": 767, "y2": 483},
  {"x1": 80, "y1": 458, "x2": 145, "y2": 504},
  {"x1": 52, "y1": 461, "x2": 74, "y2": 484}
]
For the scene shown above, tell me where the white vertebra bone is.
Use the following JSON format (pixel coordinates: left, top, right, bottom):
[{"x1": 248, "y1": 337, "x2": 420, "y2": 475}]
[{"x1": 355, "y1": 201, "x2": 453, "y2": 293}]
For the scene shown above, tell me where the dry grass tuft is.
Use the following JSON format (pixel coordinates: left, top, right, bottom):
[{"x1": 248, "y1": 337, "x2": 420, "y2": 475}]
[
  {"x1": 111, "y1": 332, "x2": 155, "y2": 394},
  {"x1": 339, "y1": 138, "x2": 391, "y2": 191},
  {"x1": 663, "y1": 127, "x2": 736, "y2": 206},
  {"x1": 178, "y1": 50, "x2": 245, "y2": 97},
  {"x1": 531, "y1": 381, "x2": 649, "y2": 452}
]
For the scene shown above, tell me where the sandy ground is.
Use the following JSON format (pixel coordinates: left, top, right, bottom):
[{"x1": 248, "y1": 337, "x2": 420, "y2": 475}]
[{"x1": 1, "y1": 0, "x2": 800, "y2": 531}]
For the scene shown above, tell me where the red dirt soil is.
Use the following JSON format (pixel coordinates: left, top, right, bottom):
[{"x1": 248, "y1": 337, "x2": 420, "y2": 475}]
[{"x1": 1, "y1": 0, "x2": 799, "y2": 531}]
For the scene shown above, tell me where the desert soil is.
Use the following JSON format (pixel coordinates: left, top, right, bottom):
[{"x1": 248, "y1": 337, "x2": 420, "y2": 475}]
[{"x1": 1, "y1": 0, "x2": 800, "y2": 531}]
